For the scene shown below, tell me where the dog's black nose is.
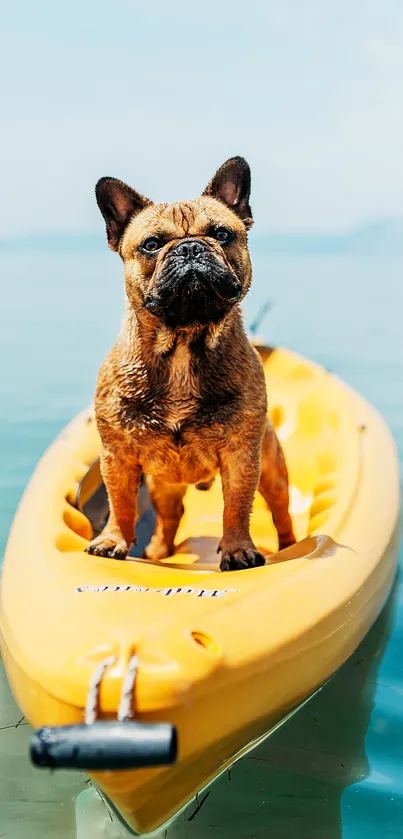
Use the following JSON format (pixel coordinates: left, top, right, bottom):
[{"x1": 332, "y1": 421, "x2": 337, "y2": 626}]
[{"x1": 173, "y1": 240, "x2": 206, "y2": 259}]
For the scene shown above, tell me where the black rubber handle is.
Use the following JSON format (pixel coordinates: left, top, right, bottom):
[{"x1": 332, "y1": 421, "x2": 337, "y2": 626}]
[{"x1": 30, "y1": 721, "x2": 177, "y2": 770}]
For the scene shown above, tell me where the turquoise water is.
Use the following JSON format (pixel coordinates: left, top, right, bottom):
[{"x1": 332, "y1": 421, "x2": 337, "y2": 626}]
[{"x1": 0, "y1": 244, "x2": 402, "y2": 837}]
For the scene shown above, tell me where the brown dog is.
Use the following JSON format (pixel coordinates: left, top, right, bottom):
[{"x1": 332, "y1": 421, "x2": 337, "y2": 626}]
[{"x1": 86, "y1": 157, "x2": 296, "y2": 570}]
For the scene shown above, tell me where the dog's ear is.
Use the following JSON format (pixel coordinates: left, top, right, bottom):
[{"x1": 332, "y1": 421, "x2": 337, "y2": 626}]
[
  {"x1": 203, "y1": 157, "x2": 252, "y2": 227},
  {"x1": 95, "y1": 177, "x2": 152, "y2": 251}
]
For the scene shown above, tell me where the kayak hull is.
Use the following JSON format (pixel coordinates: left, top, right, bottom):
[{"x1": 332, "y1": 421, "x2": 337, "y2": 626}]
[{"x1": 1, "y1": 347, "x2": 400, "y2": 834}]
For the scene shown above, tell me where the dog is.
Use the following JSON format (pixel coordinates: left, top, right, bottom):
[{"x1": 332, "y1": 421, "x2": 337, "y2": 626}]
[{"x1": 86, "y1": 157, "x2": 296, "y2": 570}]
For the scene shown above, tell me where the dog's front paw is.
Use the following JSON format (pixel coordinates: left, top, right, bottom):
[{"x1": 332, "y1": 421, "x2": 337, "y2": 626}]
[
  {"x1": 219, "y1": 542, "x2": 266, "y2": 571},
  {"x1": 85, "y1": 534, "x2": 129, "y2": 560}
]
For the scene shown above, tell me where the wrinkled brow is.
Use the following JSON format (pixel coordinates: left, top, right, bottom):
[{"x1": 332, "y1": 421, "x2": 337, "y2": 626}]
[{"x1": 133, "y1": 205, "x2": 218, "y2": 243}]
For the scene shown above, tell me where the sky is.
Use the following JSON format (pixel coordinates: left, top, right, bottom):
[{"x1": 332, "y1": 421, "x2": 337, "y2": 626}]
[{"x1": 1, "y1": 0, "x2": 403, "y2": 238}]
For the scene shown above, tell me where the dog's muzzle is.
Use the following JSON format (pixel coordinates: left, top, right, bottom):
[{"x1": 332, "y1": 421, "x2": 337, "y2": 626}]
[{"x1": 145, "y1": 238, "x2": 242, "y2": 314}]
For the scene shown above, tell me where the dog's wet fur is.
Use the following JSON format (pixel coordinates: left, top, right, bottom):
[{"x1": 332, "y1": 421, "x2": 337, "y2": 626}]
[{"x1": 86, "y1": 157, "x2": 296, "y2": 570}]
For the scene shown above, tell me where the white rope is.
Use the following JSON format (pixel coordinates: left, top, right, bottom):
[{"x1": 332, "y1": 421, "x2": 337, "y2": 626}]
[
  {"x1": 117, "y1": 655, "x2": 139, "y2": 722},
  {"x1": 84, "y1": 656, "x2": 117, "y2": 725}
]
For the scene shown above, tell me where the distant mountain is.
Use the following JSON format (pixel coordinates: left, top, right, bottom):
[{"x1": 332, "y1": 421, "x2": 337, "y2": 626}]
[
  {"x1": 0, "y1": 219, "x2": 402, "y2": 256},
  {"x1": 252, "y1": 218, "x2": 403, "y2": 256},
  {"x1": 0, "y1": 232, "x2": 104, "y2": 251},
  {"x1": 345, "y1": 218, "x2": 403, "y2": 255}
]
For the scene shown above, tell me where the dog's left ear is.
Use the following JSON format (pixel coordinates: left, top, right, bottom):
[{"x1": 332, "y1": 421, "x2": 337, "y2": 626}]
[
  {"x1": 95, "y1": 177, "x2": 152, "y2": 251},
  {"x1": 203, "y1": 157, "x2": 253, "y2": 227}
]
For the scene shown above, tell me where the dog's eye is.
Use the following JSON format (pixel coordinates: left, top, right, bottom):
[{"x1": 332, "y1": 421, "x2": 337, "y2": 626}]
[
  {"x1": 140, "y1": 236, "x2": 162, "y2": 253},
  {"x1": 214, "y1": 227, "x2": 234, "y2": 244}
]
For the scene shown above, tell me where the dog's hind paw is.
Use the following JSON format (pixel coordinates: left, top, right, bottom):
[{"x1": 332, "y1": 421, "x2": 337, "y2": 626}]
[
  {"x1": 144, "y1": 534, "x2": 174, "y2": 561},
  {"x1": 85, "y1": 535, "x2": 129, "y2": 560},
  {"x1": 195, "y1": 478, "x2": 215, "y2": 492}
]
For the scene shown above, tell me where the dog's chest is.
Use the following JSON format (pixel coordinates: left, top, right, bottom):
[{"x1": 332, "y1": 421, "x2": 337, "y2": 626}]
[
  {"x1": 163, "y1": 343, "x2": 200, "y2": 432},
  {"x1": 137, "y1": 346, "x2": 216, "y2": 483}
]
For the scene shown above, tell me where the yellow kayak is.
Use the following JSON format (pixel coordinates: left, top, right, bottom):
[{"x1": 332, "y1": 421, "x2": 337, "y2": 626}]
[{"x1": 0, "y1": 345, "x2": 400, "y2": 835}]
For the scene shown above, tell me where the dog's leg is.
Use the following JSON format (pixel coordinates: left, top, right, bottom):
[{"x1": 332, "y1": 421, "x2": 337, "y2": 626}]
[
  {"x1": 259, "y1": 420, "x2": 296, "y2": 551},
  {"x1": 85, "y1": 450, "x2": 141, "y2": 559},
  {"x1": 144, "y1": 478, "x2": 187, "y2": 561},
  {"x1": 219, "y1": 436, "x2": 266, "y2": 571}
]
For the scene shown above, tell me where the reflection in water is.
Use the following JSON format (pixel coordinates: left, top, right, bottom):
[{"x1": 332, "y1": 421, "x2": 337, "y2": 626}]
[{"x1": 0, "y1": 582, "x2": 398, "y2": 839}]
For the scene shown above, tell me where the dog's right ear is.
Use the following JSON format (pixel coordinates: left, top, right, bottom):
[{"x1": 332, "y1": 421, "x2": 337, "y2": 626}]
[
  {"x1": 203, "y1": 157, "x2": 252, "y2": 227},
  {"x1": 95, "y1": 177, "x2": 152, "y2": 251}
]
